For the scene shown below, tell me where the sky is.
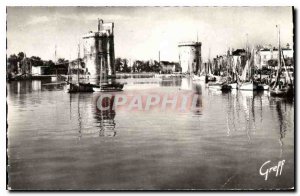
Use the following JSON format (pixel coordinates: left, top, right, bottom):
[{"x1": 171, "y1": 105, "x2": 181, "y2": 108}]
[{"x1": 7, "y1": 7, "x2": 293, "y2": 62}]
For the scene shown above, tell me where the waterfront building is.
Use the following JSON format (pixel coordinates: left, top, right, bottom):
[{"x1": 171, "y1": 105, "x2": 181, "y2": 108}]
[
  {"x1": 32, "y1": 66, "x2": 48, "y2": 75},
  {"x1": 256, "y1": 43, "x2": 293, "y2": 68},
  {"x1": 83, "y1": 19, "x2": 115, "y2": 83},
  {"x1": 178, "y1": 42, "x2": 201, "y2": 74}
]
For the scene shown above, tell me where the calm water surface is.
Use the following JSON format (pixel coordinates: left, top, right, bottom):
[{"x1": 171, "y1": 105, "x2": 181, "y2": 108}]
[{"x1": 7, "y1": 76, "x2": 294, "y2": 190}]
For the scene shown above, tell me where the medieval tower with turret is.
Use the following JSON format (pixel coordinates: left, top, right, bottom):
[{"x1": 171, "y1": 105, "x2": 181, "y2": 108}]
[{"x1": 83, "y1": 19, "x2": 115, "y2": 83}]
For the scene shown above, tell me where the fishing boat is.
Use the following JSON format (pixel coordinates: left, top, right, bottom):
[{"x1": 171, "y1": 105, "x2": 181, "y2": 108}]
[
  {"x1": 208, "y1": 49, "x2": 234, "y2": 92},
  {"x1": 193, "y1": 49, "x2": 217, "y2": 83},
  {"x1": 239, "y1": 81, "x2": 258, "y2": 90},
  {"x1": 208, "y1": 82, "x2": 231, "y2": 91},
  {"x1": 257, "y1": 83, "x2": 269, "y2": 91},
  {"x1": 227, "y1": 50, "x2": 239, "y2": 89},
  {"x1": 192, "y1": 74, "x2": 205, "y2": 81},
  {"x1": 92, "y1": 54, "x2": 124, "y2": 92},
  {"x1": 93, "y1": 83, "x2": 124, "y2": 92},
  {"x1": 269, "y1": 84, "x2": 293, "y2": 97},
  {"x1": 67, "y1": 82, "x2": 96, "y2": 93},
  {"x1": 238, "y1": 48, "x2": 258, "y2": 91},
  {"x1": 269, "y1": 26, "x2": 294, "y2": 97},
  {"x1": 229, "y1": 83, "x2": 238, "y2": 89},
  {"x1": 67, "y1": 44, "x2": 95, "y2": 93}
]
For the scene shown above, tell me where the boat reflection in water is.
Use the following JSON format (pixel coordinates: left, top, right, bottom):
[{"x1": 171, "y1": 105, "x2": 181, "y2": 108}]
[
  {"x1": 270, "y1": 97, "x2": 294, "y2": 158},
  {"x1": 180, "y1": 76, "x2": 193, "y2": 90},
  {"x1": 7, "y1": 76, "x2": 294, "y2": 189},
  {"x1": 181, "y1": 77, "x2": 202, "y2": 114},
  {"x1": 69, "y1": 93, "x2": 117, "y2": 139},
  {"x1": 94, "y1": 94, "x2": 116, "y2": 137},
  {"x1": 225, "y1": 89, "x2": 293, "y2": 151}
]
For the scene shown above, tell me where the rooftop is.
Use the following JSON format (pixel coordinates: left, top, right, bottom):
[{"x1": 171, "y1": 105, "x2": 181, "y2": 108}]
[
  {"x1": 260, "y1": 47, "x2": 292, "y2": 52},
  {"x1": 178, "y1": 41, "x2": 202, "y2": 47}
]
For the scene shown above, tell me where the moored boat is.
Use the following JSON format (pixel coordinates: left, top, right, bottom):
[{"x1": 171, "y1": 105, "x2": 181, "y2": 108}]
[
  {"x1": 192, "y1": 75, "x2": 205, "y2": 81},
  {"x1": 93, "y1": 83, "x2": 124, "y2": 92},
  {"x1": 208, "y1": 83, "x2": 231, "y2": 91},
  {"x1": 269, "y1": 85, "x2": 293, "y2": 97},
  {"x1": 239, "y1": 81, "x2": 258, "y2": 91},
  {"x1": 269, "y1": 25, "x2": 294, "y2": 98},
  {"x1": 257, "y1": 83, "x2": 269, "y2": 91},
  {"x1": 229, "y1": 82, "x2": 238, "y2": 89},
  {"x1": 67, "y1": 82, "x2": 96, "y2": 93}
]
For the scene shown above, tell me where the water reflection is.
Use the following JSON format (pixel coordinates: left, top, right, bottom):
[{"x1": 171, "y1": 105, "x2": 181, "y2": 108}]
[
  {"x1": 159, "y1": 77, "x2": 182, "y2": 87},
  {"x1": 192, "y1": 83, "x2": 202, "y2": 115},
  {"x1": 77, "y1": 94, "x2": 82, "y2": 140},
  {"x1": 224, "y1": 89, "x2": 293, "y2": 154},
  {"x1": 7, "y1": 80, "x2": 66, "y2": 94},
  {"x1": 269, "y1": 97, "x2": 293, "y2": 158},
  {"x1": 225, "y1": 91, "x2": 263, "y2": 140},
  {"x1": 94, "y1": 95, "x2": 116, "y2": 137},
  {"x1": 68, "y1": 93, "x2": 117, "y2": 139},
  {"x1": 7, "y1": 78, "x2": 294, "y2": 189},
  {"x1": 177, "y1": 77, "x2": 202, "y2": 114},
  {"x1": 8, "y1": 80, "x2": 41, "y2": 94},
  {"x1": 180, "y1": 77, "x2": 193, "y2": 90},
  {"x1": 42, "y1": 82, "x2": 65, "y2": 91},
  {"x1": 7, "y1": 81, "x2": 44, "y2": 107}
]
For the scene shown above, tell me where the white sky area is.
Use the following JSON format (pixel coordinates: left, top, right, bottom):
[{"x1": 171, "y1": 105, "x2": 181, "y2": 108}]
[{"x1": 7, "y1": 7, "x2": 293, "y2": 62}]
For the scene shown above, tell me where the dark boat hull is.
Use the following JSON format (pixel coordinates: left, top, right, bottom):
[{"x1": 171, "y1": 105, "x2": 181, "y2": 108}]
[
  {"x1": 269, "y1": 85, "x2": 293, "y2": 97},
  {"x1": 67, "y1": 82, "x2": 124, "y2": 93},
  {"x1": 67, "y1": 82, "x2": 96, "y2": 93},
  {"x1": 93, "y1": 83, "x2": 124, "y2": 92},
  {"x1": 208, "y1": 83, "x2": 231, "y2": 91}
]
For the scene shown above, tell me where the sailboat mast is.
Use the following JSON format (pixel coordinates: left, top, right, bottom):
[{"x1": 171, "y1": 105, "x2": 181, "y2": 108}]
[
  {"x1": 208, "y1": 48, "x2": 211, "y2": 75},
  {"x1": 55, "y1": 45, "x2": 57, "y2": 76},
  {"x1": 246, "y1": 33, "x2": 249, "y2": 59},
  {"x1": 278, "y1": 26, "x2": 281, "y2": 69},
  {"x1": 281, "y1": 49, "x2": 292, "y2": 84},
  {"x1": 77, "y1": 44, "x2": 80, "y2": 84},
  {"x1": 273, "y1": 25, "x2": 281, "y2": 89}
]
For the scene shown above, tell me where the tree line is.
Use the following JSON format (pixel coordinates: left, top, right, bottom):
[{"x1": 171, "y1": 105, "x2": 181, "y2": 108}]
[
  {"x1": 114, "y1": 58, "x2": 162, "y2": 73},
  {"x1": 7, "y1": 52, "x2": 69, "y2": 75},
  {"x1": 7, "y1": 53, "x2": 170, "y2": 74}
]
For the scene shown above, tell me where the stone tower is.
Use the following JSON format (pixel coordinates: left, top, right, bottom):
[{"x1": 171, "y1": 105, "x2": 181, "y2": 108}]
[
  {"x1": 83, "y1": 19, "x2": 115, "y2": 84},
  {"x1": 178, "y1": 42, "x2": 202, "y2": 74}
]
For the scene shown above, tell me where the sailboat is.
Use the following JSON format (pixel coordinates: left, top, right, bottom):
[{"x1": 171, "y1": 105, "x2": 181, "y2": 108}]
[
  {"x1": 238, "y1": 49, "x2": 258, "y2": 91},
  {"x1": 193, "y1": 61, "x2": 217, "y2": 83},
  {"x1": 92, "y1": 56, "x2": 124, "y2": 92},
  {"x1": 67, "y1": 44, "x2": 95, "y2": 93},
  {"x1": 269, "y1": 26, "x2": 293, "y2": 97},
  {"x1": 207, "y1": 82, "x2": 231, "y2": 91},
  {"x1": 193, "y1": 48, "x2": 217, "y2": 83},
  {"x1": 208, "y1": 49, "x2": 232, "y2": 91},
  {"x1": 225, "y1": 49, "x2": 238, "y2": 89}
]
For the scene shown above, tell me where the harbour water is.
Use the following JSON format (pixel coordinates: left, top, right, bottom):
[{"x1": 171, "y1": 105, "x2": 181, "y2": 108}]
[{"x1": 7, "y1": 76, "x2": 294, "y2": 190}]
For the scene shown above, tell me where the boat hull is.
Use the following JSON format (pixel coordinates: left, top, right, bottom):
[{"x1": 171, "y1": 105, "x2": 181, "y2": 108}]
[
  {"x1": 93, "y1": 83, "x2": 124, "y2": 92},
  {"x1": 229, "y1": 83, "x2": 238, "y2": 89},
  {"x1": 257, "y1": 84, "x2": 269, "y2": 91},
  {"x1": 208, "y1": 83, "x2": 231, "y2": 91},
  {"x1": 192, "y1": 75, "x2": 206, "y2": 81},
  {"x1": 269, "y1": 85, "x2": 293, "y2": 97},
  {"x1": 239, "y1": 82, "x2": 258, "y2": 91},
  {"x1": 67, "y1": 82, "x2": 97, "y2": 93}
]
